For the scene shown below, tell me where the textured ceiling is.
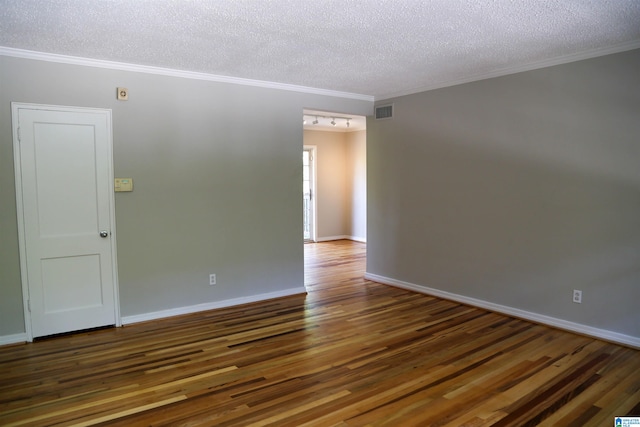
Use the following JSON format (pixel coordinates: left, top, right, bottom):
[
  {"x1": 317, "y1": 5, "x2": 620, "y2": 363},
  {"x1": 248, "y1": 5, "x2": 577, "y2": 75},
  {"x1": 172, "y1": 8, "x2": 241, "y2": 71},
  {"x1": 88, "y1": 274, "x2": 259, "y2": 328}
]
[{"x1": 1, "y1": 0, "x2": 640, "y2": 100}]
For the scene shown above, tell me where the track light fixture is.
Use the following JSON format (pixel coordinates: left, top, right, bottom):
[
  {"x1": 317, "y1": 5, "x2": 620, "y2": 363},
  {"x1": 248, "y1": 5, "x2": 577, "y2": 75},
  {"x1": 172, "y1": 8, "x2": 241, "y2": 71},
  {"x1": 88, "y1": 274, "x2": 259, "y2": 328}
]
[{"x1": 303, "y1": 114, "x2": 353, "y2": 128}]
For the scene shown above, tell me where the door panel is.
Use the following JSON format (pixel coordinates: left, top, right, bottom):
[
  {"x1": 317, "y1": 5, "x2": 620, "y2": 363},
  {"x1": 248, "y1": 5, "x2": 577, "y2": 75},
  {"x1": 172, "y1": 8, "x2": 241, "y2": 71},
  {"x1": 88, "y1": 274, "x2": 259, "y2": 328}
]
[
  {"x1": 14, "y1": 105, "x2": 117, "y2": 338},
  {"x1": 41, "y1": 255, "x2": 104, "y2": 313},
  {"x1": 303, "y1": 147, "x2": 316, "y2": 242},
  {"x1": 33, "y1": 123, "x2": 99, "y2": 236}
]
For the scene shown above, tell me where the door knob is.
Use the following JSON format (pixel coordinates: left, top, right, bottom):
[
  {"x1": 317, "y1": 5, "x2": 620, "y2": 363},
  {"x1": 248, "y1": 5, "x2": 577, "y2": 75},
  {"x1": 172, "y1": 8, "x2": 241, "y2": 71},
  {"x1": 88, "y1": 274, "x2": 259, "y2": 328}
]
[{"x1": 100, "y1": 231, "x2": 109, "y2": 238}]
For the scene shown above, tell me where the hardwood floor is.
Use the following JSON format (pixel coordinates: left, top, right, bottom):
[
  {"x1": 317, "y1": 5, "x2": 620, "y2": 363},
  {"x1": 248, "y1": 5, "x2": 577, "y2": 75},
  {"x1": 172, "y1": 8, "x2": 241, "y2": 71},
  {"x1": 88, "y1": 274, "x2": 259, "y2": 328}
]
[{"x1": 1, "y1": 240, "x2": 638, "y2": 426}]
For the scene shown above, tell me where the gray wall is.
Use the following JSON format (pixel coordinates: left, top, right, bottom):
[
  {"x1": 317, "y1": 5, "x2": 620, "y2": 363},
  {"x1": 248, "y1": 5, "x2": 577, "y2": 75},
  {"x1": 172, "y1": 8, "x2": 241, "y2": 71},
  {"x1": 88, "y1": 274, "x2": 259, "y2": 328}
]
[
  {"x1": 367, "y1": 49, "x2": 640, "y2": 338},
  {"x1": 0, "y1": 55, "x2": 371, "y2": 336},
  {"x1": 346, "y1": 130, "x2": 366, "y2": 241}
]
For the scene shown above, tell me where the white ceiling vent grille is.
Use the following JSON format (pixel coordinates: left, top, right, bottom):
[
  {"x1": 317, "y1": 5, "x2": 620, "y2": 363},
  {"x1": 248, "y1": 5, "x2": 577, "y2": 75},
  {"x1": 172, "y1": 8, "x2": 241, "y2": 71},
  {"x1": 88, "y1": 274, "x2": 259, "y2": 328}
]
[{"x1": 375, "y1": 104, "x2": 393, "y2": 120}]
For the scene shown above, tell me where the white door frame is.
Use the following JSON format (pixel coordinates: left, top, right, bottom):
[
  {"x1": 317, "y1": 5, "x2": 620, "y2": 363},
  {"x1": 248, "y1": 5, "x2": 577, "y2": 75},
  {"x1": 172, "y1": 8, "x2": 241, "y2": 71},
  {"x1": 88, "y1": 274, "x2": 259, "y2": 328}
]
[
  {"x1": 303, "y1": 145, "x2": 317, "y2": 242},
  {"x1": 12, "y1": 102, "x2": 121, "y2": 341}
]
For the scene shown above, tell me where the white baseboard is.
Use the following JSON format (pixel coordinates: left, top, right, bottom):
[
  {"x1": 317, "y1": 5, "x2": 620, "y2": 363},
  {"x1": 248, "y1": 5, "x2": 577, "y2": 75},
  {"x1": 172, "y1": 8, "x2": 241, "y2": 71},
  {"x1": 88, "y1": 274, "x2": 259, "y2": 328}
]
[
  {"x1": 364, "y1": 272, "x2": 640, "y2": 349},
  {"x1": 0, "y1": 333, "x2": 27, "y2": 346},
  {"x1": 122, "y1": 287, "x2": 307, "y2": 325},
  {"x1": 316, "y1": 235, "x2": 350, "y2": 242},
  {"x1": 316, "y1": 235, "x2": 366, "y2": 243}
]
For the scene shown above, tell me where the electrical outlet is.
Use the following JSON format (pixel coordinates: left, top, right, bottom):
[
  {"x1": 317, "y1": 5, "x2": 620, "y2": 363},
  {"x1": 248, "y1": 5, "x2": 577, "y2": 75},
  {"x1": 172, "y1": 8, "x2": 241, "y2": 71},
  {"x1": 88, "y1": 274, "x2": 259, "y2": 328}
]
[
  {"x1": 572, "y1": 289, "x2": 582, "y2": 304},
  {"x1": 209, "y1": 274, "x2": 216, "y2": 286}
]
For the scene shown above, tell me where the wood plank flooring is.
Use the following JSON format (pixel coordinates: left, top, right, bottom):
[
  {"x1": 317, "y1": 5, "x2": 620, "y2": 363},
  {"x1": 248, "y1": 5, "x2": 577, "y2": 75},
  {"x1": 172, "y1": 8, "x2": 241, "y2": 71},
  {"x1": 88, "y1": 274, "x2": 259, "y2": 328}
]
[{"x1": 1, "y1": 240, "x2": 638, "y2": 426}]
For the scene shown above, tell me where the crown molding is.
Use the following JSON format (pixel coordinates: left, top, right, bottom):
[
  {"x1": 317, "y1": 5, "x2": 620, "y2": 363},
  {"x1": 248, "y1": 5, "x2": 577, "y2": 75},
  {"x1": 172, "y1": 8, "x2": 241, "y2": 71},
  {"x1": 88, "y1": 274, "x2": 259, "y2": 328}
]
[
  {"x1": 3, "y1": 40, "x2": 637, "y2": 104},
  {"x1": 375, "y1": 39, "x2": 640, "y2": 101},
  {"x1": 0, "y1": 46, "x2": 374, "y2": 102}
]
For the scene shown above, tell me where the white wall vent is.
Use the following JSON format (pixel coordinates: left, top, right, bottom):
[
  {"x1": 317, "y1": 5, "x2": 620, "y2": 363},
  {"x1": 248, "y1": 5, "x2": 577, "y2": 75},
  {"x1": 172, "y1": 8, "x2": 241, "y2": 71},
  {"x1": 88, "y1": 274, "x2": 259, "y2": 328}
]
[{"x1": 375, "y1": 104, "x2": 393, "y2": 120}]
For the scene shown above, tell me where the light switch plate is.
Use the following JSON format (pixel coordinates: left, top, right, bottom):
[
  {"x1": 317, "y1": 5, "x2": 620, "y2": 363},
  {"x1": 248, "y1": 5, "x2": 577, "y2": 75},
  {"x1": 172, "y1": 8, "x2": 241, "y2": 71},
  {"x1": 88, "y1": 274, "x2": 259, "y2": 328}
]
[{"x1": 114, "y1": 178, "x2": 133, "y2": 192}]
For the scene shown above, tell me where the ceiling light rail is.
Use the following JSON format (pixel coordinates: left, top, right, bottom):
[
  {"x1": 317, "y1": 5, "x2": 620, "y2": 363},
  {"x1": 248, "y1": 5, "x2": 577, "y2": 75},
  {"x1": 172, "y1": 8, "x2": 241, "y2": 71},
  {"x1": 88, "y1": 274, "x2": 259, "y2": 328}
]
[{"x1": 303, "y1": 114, "x2": 352, "y2": 127}]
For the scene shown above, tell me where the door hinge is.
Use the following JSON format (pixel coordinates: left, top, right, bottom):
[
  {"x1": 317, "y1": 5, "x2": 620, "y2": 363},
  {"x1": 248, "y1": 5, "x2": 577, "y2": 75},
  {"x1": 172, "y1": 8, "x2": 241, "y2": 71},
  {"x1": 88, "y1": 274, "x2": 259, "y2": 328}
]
[
  {"x1": 17, "y1": 126, "x2": 21, "y2": 142},
  {"x1": 27, "y1": 299, "x2": 31, "y2": 312}
]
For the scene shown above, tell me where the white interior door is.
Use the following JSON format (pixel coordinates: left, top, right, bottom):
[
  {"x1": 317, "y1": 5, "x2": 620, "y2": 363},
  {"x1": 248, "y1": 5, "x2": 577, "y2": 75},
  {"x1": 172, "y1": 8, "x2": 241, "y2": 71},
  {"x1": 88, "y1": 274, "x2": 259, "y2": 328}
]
[
  {"x1": 13, "y1": 103, "x2": 119, "y2": 339},
  {"x1": 303, "y1": 146, "x2": 316, "y2": 242}
]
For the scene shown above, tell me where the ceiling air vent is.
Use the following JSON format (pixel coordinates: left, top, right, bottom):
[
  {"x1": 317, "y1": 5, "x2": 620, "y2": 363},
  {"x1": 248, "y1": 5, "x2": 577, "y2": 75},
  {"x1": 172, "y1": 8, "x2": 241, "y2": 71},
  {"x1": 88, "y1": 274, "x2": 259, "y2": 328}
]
[{"x1": 375, "y1": 104, "x2": 393, "y2": 120}]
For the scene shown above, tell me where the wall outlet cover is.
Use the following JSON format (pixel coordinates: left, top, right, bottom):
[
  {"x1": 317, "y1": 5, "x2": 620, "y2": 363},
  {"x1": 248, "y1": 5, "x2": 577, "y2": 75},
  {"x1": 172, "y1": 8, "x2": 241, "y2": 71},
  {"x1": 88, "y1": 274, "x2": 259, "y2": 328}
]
[{"x1": 573, "y1": 289, "x2": 582, "y2": 304}]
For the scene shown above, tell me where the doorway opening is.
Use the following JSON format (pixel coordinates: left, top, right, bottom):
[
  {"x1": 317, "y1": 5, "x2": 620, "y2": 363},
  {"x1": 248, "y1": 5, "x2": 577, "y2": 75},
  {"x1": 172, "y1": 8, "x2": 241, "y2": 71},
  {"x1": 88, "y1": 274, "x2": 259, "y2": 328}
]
[{"x1": 302, "y1": 108, "x2": 367, "y2": 244}]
